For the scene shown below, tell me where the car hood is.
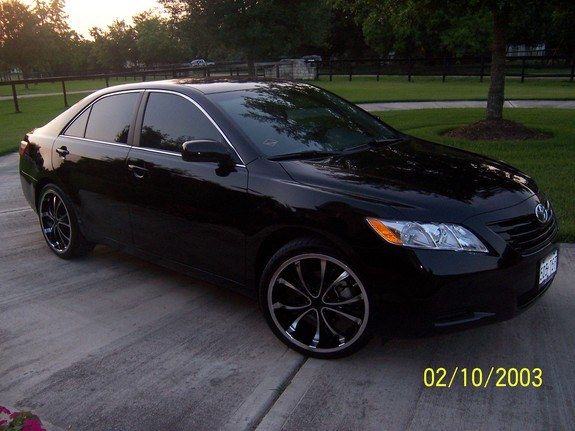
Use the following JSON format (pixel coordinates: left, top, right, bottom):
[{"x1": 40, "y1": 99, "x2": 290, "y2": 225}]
[{"x1": 278, "y1": 138, "x2": 538, "y2": 222}]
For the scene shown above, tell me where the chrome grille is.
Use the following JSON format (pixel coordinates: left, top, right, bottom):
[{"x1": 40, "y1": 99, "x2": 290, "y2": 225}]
[{"x1": 488, "y1": 213, "x2": 558, "y2": 256}]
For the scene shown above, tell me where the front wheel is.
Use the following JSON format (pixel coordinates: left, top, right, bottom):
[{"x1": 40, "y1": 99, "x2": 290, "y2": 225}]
[{"x1": 259, "y1": 238, "x2": 376, "y2": 359}]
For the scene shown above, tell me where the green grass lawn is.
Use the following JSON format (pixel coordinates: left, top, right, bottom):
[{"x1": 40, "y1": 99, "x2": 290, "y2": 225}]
[
  {"x1": 0, "y1": 94, "x2": 86, "y2": 156},
  {"x1": 376, "y1": 108, "x2": 575, "y2": 241},
  {"x1": 316, "y1": 76, "x2": 575, "y2": 103}
]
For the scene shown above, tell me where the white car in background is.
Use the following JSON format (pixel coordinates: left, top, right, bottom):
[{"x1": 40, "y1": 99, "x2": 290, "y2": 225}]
[{"x1": 188, "y1": 59, "x2": 215, "y2": 68}]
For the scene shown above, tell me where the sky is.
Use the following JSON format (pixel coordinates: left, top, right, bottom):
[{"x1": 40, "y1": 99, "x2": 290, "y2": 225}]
[{"x1": 25, "y1": 0, "x2": 163, "y2": 38}]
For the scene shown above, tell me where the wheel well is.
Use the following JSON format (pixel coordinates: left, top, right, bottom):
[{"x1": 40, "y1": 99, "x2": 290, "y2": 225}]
[
  {"x1": 254, "y1": 227, "x2": 342, "y2": 286},
  {"x1": 35, "y1": 178, "x2": 53, "y2": 209}
]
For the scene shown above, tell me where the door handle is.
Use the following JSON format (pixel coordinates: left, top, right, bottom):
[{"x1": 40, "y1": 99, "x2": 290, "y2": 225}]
[
  {"x1": 128, "y1": 164, "x2": 148, "y2": 179},
  {"x1": 56, "y1": 146, "x2": 69, "y2": 158}
]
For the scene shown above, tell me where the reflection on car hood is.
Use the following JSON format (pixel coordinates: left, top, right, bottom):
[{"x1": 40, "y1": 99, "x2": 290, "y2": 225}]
[{"x1": 279, "y1": 138, "x2": 538, "y2": 222}]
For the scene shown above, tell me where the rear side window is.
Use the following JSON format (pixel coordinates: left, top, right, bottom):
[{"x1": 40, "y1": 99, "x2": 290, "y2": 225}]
[
  {"x1": 140, "y1": 92, "x2": 222, "y2": 152},
  {"x1": 85, "y1": 93, "x2": 140, "y2": 144},
  {"x1": 64, "y1": 108, "x2": 90, "y2": 137}
]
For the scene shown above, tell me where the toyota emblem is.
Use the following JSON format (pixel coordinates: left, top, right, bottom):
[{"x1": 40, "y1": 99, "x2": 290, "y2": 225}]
[{"x1": 535, "y1": 203, "x2": 549, "y2": 223}]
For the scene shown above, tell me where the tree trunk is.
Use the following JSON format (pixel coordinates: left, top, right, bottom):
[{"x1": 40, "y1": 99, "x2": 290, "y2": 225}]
[{"x1": 486, "y1": 7, "x2": 508, "y2": 120}]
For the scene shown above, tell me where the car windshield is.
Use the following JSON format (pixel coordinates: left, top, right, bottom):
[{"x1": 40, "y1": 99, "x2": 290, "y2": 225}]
[{"x1": 207, "y1": 83, "x2": 398, "y2": 158}]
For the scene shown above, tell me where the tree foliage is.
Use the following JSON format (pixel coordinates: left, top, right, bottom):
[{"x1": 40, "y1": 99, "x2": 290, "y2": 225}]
[
  {"x1": 159, "y1": 0, "x2": 331, "y2": 66},
  {"x1": 0, "y1": 0, "x2": 573, "y2": 78}
]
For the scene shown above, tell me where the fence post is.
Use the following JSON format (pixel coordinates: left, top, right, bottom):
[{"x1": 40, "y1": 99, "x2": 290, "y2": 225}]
[
  {"x1": 11, "y1": 83, "x2": 20, "y2": 113},
  {"x1": 407, "y1": 57, "x2": 413, "y2": 82},
  {"x1": 61, "y1": 80, "x2": 68, "y2": 107},
  {"x1": 442, "y1": 57, "x2": 447, "y2": 82},
  {"x1": 105, "y1": 76, "x2": 109, "y2": 87},
  {"x1": 570, "y1": 58, "x2": 574, "y2": 82},
  {"x1": 348, "y1": 61, "x2": 353, "y2": 81},
  {"x1": 521, "y1": 57, "x2": 526, "y2": 83},
  {"x1": 479, "y1": 56, "x2": 485, "y2": 82},
  {"x1": 329, "y1": 60, "x2": 333, "y2": 81},
  {"x1": 376, "y1": 59, "x2": 381, "y2": 81}
]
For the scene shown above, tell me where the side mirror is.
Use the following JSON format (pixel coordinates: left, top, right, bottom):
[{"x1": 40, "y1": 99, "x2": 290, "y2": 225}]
[{"x1": 182, "y1": 139, "x2": 234, "y2": 164}]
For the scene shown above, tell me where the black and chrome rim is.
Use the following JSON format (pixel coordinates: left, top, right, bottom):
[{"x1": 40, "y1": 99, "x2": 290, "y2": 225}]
[
  {"x1": 268, "y1": 254, "x2": 369, "y2": 353},
  {"x1": 40, "y1": 191, "x2": 72, "y2": 253}
]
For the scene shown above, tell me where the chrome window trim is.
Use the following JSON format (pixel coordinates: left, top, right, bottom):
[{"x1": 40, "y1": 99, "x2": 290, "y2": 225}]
[
  {"x1": 144, "y1": 89, "x2": 246, "y2": 165},
  {"x1": 62, "y1": 135, "x2": 132, "y2": 149},
  {"x1": 59, "y1": 88, "x2": 247, "y2": 167},
  {"x1": 61, "y1": 89, "x2": 144, "y2": 138},
  {"x1": 129, "y1": 145, "x2": 247, "y2": 168}
]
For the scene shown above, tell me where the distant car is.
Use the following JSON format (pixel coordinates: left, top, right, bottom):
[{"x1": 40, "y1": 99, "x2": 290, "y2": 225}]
[
  {"x1": 19, "y1": 79, "x2": 558, "y2": 358},
  {"x1": 188, "y1": 59, "x2": 215, "y2": 68},
  {"x1": 302, "y1": 55, "x2": 322, "y2": 64}
]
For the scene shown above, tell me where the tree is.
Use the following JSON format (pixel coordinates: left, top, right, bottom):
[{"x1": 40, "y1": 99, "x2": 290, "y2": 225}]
[
  {"x1": 90, "y1": 20, "x2": 137, "y2": 70},
  {"x1": 33, "y1": 0, "x2": 82, "y2": 74},
  {"x1": 133, "y1": 11, "x2": 187, "y2": 66},
  {"x1": 0, "y1": 0, "x2": 40, "y2": 78},
  {"x1": 160, "y1": 0, "x2": 331, "y2": 74},
  {"x1": 330, "y1": 0, "x2": 557, "y2": 121},
  {"x1": 1, "y1": 0, "x2": 91, "y2": 76}
]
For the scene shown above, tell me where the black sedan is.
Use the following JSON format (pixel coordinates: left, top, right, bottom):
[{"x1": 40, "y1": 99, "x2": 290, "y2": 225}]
[{"x1": 19, "y1": 80, "x2": 558, "y2": 358}]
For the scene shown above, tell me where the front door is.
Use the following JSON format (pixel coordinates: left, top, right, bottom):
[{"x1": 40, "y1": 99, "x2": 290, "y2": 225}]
[{"x1": 127, "y1": 91, "x2": 248, "y2": 283}]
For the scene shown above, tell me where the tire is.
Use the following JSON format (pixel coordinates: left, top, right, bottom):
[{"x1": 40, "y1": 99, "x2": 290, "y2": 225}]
[
  {"x1": 259, "y1": 237, "x2": 376, "y2": 359},
  {"x1": 38, "y1": 184, "x2": 95, "y2": 259}
]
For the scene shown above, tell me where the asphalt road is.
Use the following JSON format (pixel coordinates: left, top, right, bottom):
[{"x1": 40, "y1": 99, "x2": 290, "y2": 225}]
[{"x1": 1, "y1": 152, "x2": 574, "y2": 431}]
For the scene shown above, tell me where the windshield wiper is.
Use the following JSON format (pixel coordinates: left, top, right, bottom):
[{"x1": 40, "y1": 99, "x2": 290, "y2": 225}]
[
  {"x1": 268, "y1": 150, "x2": 341, "y2": 161},
  {"x1": 343, "y1": 137, "x2": 405, "y2": 153}
]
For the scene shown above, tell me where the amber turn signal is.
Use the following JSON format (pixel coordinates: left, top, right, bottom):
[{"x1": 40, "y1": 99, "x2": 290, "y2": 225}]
[{"x1": 366, "y1": 218, "x2": 403, "y2": 245}]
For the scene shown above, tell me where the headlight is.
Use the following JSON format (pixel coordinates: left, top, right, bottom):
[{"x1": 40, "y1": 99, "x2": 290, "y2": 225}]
[{"x1": 366, "y1": 218, "x2": 488, "y2": 253}]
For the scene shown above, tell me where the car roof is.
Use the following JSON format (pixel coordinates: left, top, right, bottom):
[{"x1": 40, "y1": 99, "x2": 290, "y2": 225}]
[{"x1": 91, "y1": 78, "x2": 303, "y2": 96}]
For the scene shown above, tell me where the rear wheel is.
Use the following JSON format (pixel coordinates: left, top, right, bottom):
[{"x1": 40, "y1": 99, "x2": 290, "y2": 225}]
[
  {"x1": 260, "y1": 238, "x2": 375, "y2": 359},
  {"x1": 38, "y1": 185, "x2": 94, "y2": 259}
]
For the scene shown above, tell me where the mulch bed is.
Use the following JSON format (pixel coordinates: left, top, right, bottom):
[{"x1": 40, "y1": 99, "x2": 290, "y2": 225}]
[{"x1": 444, "y1": 119, "x2": 552, "y2": 141}]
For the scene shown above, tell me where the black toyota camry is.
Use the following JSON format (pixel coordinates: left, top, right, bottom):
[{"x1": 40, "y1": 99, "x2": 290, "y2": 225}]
[{"x1": 19, "y1": 79, "x2": 558, "y2": 358}]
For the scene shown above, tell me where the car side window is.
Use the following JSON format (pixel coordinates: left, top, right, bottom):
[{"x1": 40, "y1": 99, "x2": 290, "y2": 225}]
[
  {"x1": 85, "y1": 93, "x2": 140, "y2": 144},
  {"x1": 140, "y1": 92, "x2": 223, "y2": 152},
  {"x1": 64, "y1": 108, "x2": 90, "y2": 137}
]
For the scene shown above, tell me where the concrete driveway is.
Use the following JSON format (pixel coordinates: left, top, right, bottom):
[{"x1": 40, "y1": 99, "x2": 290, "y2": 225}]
[{"x1": 1, "y1": 152, "x2": 574, "y2": 430}]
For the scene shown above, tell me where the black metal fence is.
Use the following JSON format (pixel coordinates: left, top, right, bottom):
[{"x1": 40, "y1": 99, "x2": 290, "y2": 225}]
[
  {"x1": 1, "y1": 55, "x2": 573, "y2": 113},
  {"x1": 0, "y1": 63, "x2": 269, "y2": 113},
  {"x1": 317, "y1": 55, "x2": 575, "y2": 82}
]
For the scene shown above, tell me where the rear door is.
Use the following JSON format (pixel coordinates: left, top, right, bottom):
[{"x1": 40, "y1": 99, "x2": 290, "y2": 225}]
[
  {"x1": 126, "y1": 91, "x2": 248, "y2": 283},
  {"x1": 52, "y1": 91, "x2": 142, "y2": 245}
]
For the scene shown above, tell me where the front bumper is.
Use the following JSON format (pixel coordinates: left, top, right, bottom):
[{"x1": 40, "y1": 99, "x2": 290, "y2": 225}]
[
  {"x1": 356, "y1": 238, "x2": 558, "y2": 334},
  {"x1": 421, "y1": 243, "x2": 558, "y2": 329}
]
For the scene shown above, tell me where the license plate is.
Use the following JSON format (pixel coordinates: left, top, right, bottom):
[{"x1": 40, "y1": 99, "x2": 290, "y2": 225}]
[{"x1": 539, "y1": 250, "x2": 558, "y2": 285}]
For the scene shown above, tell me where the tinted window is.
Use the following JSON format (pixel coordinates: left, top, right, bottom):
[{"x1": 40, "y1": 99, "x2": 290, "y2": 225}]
[
  {"x1": 64, "y1": 108, "x2": 90, "y2": 137},
  {"x1": 85, "y1": 93, "x2": 140, "y2": 144},
  {"x1": 207, "y1": 83, "x2": 397, "y2": 157},
  {"x1": 140, "y1": 93, "x2": 222, "y2": 152}
]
